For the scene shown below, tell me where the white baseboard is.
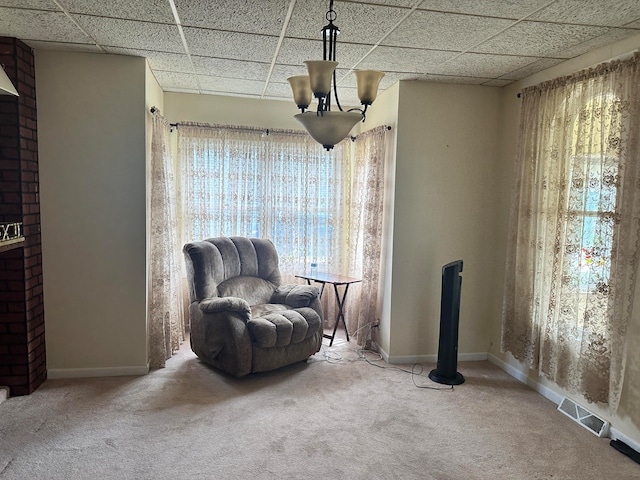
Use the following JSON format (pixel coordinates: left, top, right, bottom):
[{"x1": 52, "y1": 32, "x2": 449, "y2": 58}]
[
  {"x1": 370, "y1": 344, "x2": 488, "y2": 365},
  {"x1": 387, "y1": 352, "x2": 489, "y2": 364},
  {"x1": 47, "y1": 364, "x2": 149, "y2": 379},
  {"x1": 371, "y1": 342, "x2": 389, "y2": 362},
  {"x1": 487, "y1": 353, "x2": 564, "y2": 405}
]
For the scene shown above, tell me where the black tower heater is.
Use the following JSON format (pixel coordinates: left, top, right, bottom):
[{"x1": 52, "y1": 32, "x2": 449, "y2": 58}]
[{"x1": 428, "y1": 260, "x2": 465, "y2": 385}]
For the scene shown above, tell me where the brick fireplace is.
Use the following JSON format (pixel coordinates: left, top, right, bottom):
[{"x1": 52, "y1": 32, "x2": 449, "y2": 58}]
[{"x1": 0, "y1": 37, "x2": 46, "y2": 395}]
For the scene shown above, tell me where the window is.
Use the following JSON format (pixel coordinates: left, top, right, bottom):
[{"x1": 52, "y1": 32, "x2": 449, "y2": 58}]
[
  {"x1": 566, "y1": 95, "x2": 620, "y2": 296},
  {"x1": 502, "y1": 54, "x2": 640, "y2": 406},
  {"x1": 177, "y1": 124, "x2": 351, "y2": 278}
]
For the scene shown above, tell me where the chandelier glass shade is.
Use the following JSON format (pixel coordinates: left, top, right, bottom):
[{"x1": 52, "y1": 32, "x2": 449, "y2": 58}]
[
  {"x1": 288, "y1": 0, "x2": 384, "y2": 150},
  {"x1": 294, "y1": 110, "x2": 363, "y2": 148}
]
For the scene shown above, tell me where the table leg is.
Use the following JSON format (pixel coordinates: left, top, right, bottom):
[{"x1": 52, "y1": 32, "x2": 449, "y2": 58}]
[
  {"x1": 327, "y1": 283, "x2": 350, "y2": 346},
  {"x1": 308, "y1": 280, "x2": 333, "y2": 344}
]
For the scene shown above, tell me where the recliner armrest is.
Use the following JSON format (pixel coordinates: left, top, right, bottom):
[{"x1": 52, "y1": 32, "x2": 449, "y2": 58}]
[
  {"x1": 199, "y1": 297, "x2": 251, "y2": 320},
  {"x1": 271, "y1": 284, "x2": 320, "y2": 308}
]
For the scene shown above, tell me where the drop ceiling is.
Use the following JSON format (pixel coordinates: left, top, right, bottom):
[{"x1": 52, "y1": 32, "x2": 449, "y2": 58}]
[{"x1": 1, "y1": 0, "x2": 640, "y2": 105}]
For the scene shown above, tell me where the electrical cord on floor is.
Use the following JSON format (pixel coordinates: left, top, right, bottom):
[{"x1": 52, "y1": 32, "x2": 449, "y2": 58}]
[
  {"x1": 315, "y1": 324, "x2": 454, "y2": 391},
  {"x1": 356, "y1": 348, "x2": 454, "y2": 391}
]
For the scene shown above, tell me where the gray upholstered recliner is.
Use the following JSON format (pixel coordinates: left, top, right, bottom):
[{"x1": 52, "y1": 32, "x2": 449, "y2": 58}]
[{"x1": 183, "y1": 236, "x2": 323, "y2": 376}]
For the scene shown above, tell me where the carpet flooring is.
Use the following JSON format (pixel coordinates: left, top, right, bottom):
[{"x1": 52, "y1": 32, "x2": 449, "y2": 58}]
[{"x1": 0, "y1": 337, "x2": 638, "y2": 479}]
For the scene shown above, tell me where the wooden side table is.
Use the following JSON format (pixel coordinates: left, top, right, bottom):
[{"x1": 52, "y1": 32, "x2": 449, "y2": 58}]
[{"x1": 295, "y1": 271, "x2": 362, "y2": 346}]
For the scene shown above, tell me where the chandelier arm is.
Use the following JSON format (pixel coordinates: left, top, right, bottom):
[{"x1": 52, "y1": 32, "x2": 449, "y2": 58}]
[
  {"x1": 332, "y1": 70, "x2": 344, "y2": 112},
  {"x1": 317, "y1": 96, "x2": 326, "y2": 116},
  {"x1": 347, "y1": 106, "x2": 366, "y2": 122}
]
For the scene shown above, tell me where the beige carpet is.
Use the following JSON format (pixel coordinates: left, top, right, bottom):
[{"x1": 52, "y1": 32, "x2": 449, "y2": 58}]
[{"x1": 0, "y1": 337, "x2": 638, "y2": 480}]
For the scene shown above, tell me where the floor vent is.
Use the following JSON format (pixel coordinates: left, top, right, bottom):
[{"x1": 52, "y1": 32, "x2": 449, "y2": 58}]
[{"x1": 558, "y1": 397, "x2": 608, "y2": 437}]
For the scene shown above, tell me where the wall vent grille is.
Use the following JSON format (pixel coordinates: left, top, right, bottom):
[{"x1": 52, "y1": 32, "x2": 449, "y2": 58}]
[{"x1": 557, "y1": 397, "x2": 608, "y2": 437}]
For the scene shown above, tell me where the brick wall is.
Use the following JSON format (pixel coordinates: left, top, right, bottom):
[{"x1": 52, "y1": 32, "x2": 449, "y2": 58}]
[{"x1": 0, "y1": 37, "x2": 46, "y2": 395}]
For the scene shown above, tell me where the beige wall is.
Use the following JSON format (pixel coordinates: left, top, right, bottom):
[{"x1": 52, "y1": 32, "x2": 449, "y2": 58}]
[
  {"x1": 164, "y1": 92, "x2": 301, "y2": 129},
  {"x1": 36, "y1": 51, "x2": 148, "y2": 376},
  {"x1": 491, "y1": 33, "x2": 640, "y2": 448},
  {"x1": 387, "y1": 80, "x2": 502, "y2": 361}
]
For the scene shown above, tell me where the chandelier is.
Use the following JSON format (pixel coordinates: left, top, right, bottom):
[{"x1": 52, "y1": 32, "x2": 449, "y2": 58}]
[{"x1": 287, "y1": 0, "x2": 384, "y2": 150}]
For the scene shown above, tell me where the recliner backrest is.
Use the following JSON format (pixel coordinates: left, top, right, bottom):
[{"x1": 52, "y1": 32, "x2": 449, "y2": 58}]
[{"x1": 183, "y1": 236, "x2": 282, "y2": 305}]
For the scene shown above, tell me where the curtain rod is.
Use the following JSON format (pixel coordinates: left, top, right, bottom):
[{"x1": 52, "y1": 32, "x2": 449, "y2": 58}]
[
  {"x1": 150, "y1": 107, "x2": 392, "y2": 137},
  {"x1": 350, "y1": 125, "x2": 392, "y2": 142}
]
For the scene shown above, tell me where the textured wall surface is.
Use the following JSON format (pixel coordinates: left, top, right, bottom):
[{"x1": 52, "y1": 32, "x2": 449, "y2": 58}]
[{"x1": 0, "y1": 36, "x2": 46, "y2": 396}]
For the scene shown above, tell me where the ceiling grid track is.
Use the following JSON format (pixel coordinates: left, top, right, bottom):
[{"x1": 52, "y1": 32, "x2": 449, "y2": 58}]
[
  {"x1": 52, "y1": 0, "x2": 106, "y2": 52},
  {"x1": 168, "y1": 0, "x2": 202, "y2": 94},
  {"x1": 262, "y1": 0, "x2": 297, "y2": 99}
]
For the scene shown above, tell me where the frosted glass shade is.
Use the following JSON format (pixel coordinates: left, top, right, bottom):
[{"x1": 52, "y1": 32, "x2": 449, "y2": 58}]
[
  {"x1": 295, "y1": 111, "x2": 362, "y2": 149},
  {"x1": 355, "y1": 70, "x2": 384, "y2": 105},
  {"x1": 0, "y1": 66, "x2": 18, "y2": 96},
  {"x1": 287, "y1": 75, "x2": 312, "y2": 109},
  {"x1": 305, "y1": 60, "x2": 338, "y2": 97}
]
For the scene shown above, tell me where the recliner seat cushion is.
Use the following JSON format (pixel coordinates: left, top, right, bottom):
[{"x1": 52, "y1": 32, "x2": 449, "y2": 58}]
[
  {"x1": 247, "y1": 306, "x2": 321, "y2": 348},
  {"x1": 217, "y1": 276, "x2": 275, "y2": 306}
]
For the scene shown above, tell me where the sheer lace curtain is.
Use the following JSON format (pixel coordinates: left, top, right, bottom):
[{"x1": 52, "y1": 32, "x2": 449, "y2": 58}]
[
  {"x1": 176, "y1": 123, "x2": 350, "y2": 278},
  {"x1": 502, "y1": 53, "x2": 640, "y2": 410},
  {"x1": 149, "y1": 110, "x2": 185, "y2": 368},
  {"x1": 177, "y1": 122, "x2": 388, "y2": 345},
  {"x1": 343, "y1": 126, "x2": 390, "y2": 346}
]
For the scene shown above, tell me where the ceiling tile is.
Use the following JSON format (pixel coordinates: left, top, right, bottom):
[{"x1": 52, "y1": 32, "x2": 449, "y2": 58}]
[
  {"x1": 560, "y1": 28, "x2": 640, "y2": 58},
  {"x1": 356, "y1": 46, "x2": 457, "y2": 74},
  {"x1": 380, "y1": 10, "x2": 515, "y2": 50},
  {"x1": 0, "y1": 8, "x2": 90, "y2": 43},
  {"x1": 287, "y1": 0, "x2": 409, "y2": 45},
  {"x1": 270, "y1": 64, "x2": 310, "y2": 82},
  {"x1": 183, "y1": 26, "x2": 279, "y2": 62},
  {"x1": 276, "y1": 38, "x2": 373, "y2": 68},
  {"x1": 177, "y1": 0, "x2": 290, "y2": 35},
  {"x1": 374, "y1": 71, "x2": 411, "y2": 89},
  {"x1": 0, "y1": 1, "x2": 58, "y2": 9},
  {"x1": 263, "y1": 80, "x2": 295, "y2": 100},
  {"x1": 436, "y1": 53, "x2": 547, "y2": 78},
  {"x1": 153, "y1": 70, "x2": 199, "y2": 90},
  {"x1": 415, "y1": 0, "x2": 553, "y2": 19},
  {"x1": 75, "y1": 15, "x2": 184, "y2": 52},
  {"x1": 192, "y1": 56, "x2": 270, "y2": 81},
  {"x1": 473, "y1": 21, "x2": 610, "y2": 57},
  {"x1": 528, "y1": 0, "x2": 640, "y2": 27},
  {"x1": 64, "y1": 0, "x2": 174, "y2": 23},
  {"x1": 332, "y1": 87, "x2": 360, "y2": 107},
  {"x1": 105, "y1": 47, "x2": 193, "y2": 72},
  {"x1": 198, "y1": 75, "x2": 265, "y2": 96},
  {"x1": 2, "y1": 0, "x2": 640, "y2": 101},
  {"x1": 496, "y1": 57, "x2": 565, "y2": 80},
  {"x1": 24, "y1": 39, "x2": 102, "y2": 52}
]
